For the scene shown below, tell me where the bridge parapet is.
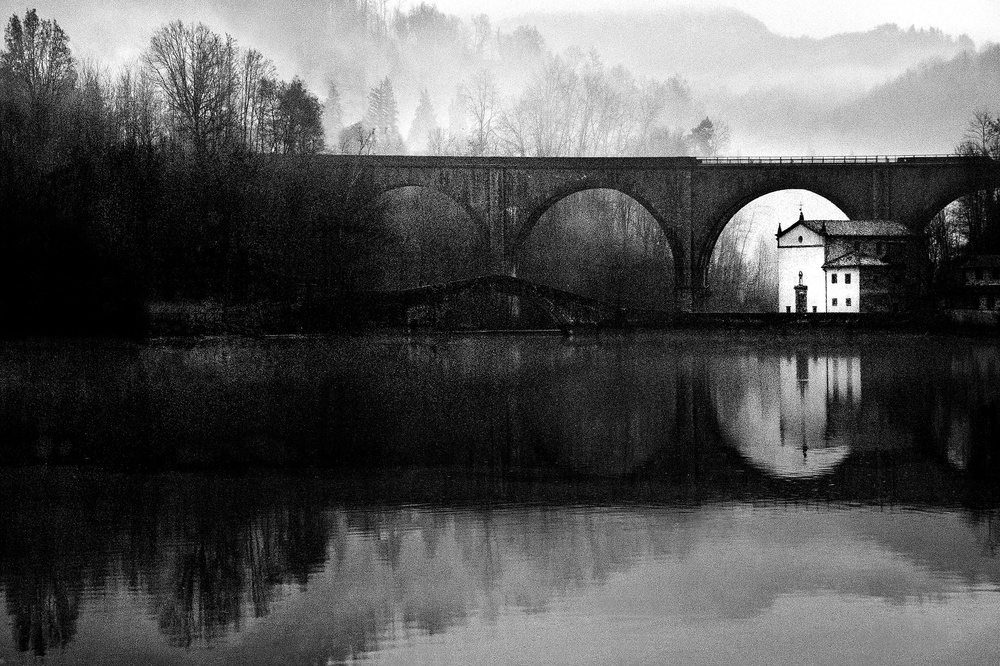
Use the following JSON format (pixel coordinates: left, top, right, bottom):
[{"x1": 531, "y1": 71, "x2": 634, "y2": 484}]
[{"x1": 699, "y1": 154, "x2": 972, "y2": 165}]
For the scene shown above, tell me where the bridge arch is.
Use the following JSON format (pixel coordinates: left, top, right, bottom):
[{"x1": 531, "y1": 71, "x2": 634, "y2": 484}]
[
  {"x1": 513, "y1": 185, "x2": 677, "y2": 311},
  {"x1": 373, "y1": 185, "x2": 489, "y2": 289},
  {"x1": 698, "y1": 184, "x2": 854, "y2": 281},
  {"x1": 372, "y1": 183, "x2": 482, "y2": 235},
  {"x1": 915, "y1": 183, "x2": 999, "y2": 230},
  {"x1": 703, "y1": 189, "x2": 848, "y2": 312},
  {"x1": 514, "y1": 181, "x2": 680, "y2": 257}
]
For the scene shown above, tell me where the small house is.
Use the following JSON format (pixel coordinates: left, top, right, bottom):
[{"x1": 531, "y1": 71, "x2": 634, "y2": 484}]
[{"x1": 776, "y1": 212, "x2": 923, "y2": 313}]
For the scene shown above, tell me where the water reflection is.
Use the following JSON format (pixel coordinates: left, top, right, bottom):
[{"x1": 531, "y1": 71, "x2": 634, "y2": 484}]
[
  {"x1": 1, "y1": 469, "x2": 1000, "y2": 665},
  {"x1": 0, "y1": 334, "x2": 999, "y2": 663},
  {"x1": 709, "y1": 350, "x2": 861, "y2": 478},
  {"x1": 0, "y1": 335, "x2": 995, "y2": 483}
]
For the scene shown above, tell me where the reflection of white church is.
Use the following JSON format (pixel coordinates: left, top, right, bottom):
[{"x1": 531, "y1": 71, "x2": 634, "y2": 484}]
[
  {"x1": 776, "y1": 211, "x2": 920, "y2": 313},
  {"x1": 717, "y1": 350, "x2": 862, "y2": 479},
  {"x1": 778, "y1": 352, "x2": 860, "y2": 476}
]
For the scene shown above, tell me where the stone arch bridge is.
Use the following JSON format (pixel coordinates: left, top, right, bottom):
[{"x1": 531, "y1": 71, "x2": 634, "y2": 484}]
[{"x1": 319, "y1": 154, "x2": 1000, "y2": 310}]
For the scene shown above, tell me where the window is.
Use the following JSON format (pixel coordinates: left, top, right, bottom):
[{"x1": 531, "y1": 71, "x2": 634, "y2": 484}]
[
  {"x1": 786, "y1": 306, "x2": 791, "y2": 313},
  {"x1": 798, "y1": 235, "x2": 803, "y2": 243},
  {"x1": 831, "y1": 273, "x2": 838, "y2": 284},
  {"x1": 812, "y1": 306, "x2": 817, "y2": 313},
  {"x1": 876, "y1": 242, "x2": 884, "y2": 255},
  {"x1": 832, "y1": 298, "x2": 838, "y2": 307},
  {"x1": 846, "y1": 298, "x2": 852, "y2": 307},
  {"x1": 844, "y1": 273, "x2": 851, "y2": 284}
]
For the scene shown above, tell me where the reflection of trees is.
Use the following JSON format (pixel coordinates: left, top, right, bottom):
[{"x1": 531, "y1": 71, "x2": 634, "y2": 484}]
[
  {"x1": 0, "y1": 472, "x2": 332, "y2": 654},
  {"x1": 144, "y1": 485, "x2": 333, "y2": 648},
  {"x1": 0, "y1": 471, "x2": 682, "y2": 660},
  {"x1": 0, "y1": 474, "x2": 109, "y2": 657},
  {"x1": 4, "y1": 570, "x2": 81, "y2": 656},
  {"x1": 4, "y1": 464, "x2": 1000, "y2": 661}
]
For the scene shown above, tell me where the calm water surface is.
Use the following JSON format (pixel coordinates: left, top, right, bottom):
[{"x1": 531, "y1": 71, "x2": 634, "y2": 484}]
[{"x1": 1, "y1": 332, "x2": 998, "y2": 665}]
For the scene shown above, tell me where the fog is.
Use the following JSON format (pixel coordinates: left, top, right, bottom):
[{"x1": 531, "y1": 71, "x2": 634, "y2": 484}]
[{"x1": 12, "y1": 0, "x2": 997, "y2": 156}]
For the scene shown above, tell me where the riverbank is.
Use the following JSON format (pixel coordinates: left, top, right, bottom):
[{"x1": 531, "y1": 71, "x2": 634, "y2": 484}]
[{"x1": 144, "y1": 300, "x2": 998, "y2": 337}]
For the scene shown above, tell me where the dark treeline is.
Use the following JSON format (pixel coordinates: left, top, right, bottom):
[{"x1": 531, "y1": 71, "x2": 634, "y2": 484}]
[{"x1": 0, "y1": 9, "x2": 391, "y2": 334}]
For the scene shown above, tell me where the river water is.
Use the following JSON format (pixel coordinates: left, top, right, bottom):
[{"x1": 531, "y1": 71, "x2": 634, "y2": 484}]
[{"x1": 1, "y1": 332, "x2": 998, "y2": 665}]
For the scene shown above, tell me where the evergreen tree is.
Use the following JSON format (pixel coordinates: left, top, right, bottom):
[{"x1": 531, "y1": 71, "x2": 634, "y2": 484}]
[
  {"x1": 365, "y1": 76, "x2": 403, "y2": 153},
  {"x1": 406, "y1": 88, "x2": 438, "y2": 154},
  {"x1": 324, "y1": 80, "x2": 343, "y2": 141},
  {"x1": 276, "y1": 77, "x2": 324, "y2": 153}
]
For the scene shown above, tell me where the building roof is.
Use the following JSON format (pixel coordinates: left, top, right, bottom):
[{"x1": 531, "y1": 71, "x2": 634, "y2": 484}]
[
  {"x1": 777, "y1": 213, "x2": 916, "y2": 239},
  {"x1": 800, "y1": 219, "x2": 915, "y2": 237},
  {"x1": 823, "y1": 249, "x2": 892, "y2": 269},
  {"x1": 962, "y1": 254, "x2": 1000, "y2": 268}
]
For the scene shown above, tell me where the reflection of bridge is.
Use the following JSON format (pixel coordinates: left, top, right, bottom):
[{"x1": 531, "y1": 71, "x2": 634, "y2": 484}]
[
  {"x1": 368, "y1": 275, "x2": 630, "y2": 333},
  {"x1": 320, "y1": 154, "x2": 1000, "y2": 310}
]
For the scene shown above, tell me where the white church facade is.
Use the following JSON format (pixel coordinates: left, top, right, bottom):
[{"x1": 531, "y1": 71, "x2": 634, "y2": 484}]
[{"x1": 776, "y1": 212, "x2": 922, "y2": 314}]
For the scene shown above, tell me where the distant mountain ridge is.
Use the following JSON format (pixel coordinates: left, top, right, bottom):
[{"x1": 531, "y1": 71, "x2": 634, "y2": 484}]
[
  {"x1": 503, "y1": 6, "x2": 989, "y2": 155},
  {"x1": 825, "y1": 46, "x2": 1000, "y2": 154},
  {"x1": 503, "y1": 7, "x2": 975, "y2": 94}
]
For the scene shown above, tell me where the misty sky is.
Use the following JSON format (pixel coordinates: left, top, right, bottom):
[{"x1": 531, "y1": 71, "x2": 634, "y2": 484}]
[
  {"x1": 421, "y1": 0, "x2": 1000, "y2": 44},
  {"x1": 5, "y1": 0, "x2": 997, "y2": 157}
]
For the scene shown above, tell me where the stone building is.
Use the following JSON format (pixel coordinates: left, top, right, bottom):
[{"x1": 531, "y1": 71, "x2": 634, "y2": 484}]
[{"x1": 776, "y1": 212, "x2": 923, "y2": 313}]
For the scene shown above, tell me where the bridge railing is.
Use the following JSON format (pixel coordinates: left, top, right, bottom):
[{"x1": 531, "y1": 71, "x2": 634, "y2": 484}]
[{"x1": 699, "y1": 154, "x2": 963, "y2": 164}]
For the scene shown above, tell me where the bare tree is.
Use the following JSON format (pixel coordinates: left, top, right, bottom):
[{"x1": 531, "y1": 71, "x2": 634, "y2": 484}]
[
  {"x1": 108, "y1": 64, "x2": 165, "y2": 148},
  {"x1": 237, "y1": 48, "x2": 275, "y2": 150},
  {"x1": 143, "y1": 21, "x2": 239, "y2": 152},
  {"x1": 1, "y1": 9, "x2": 76, "y2": 109},
  {"x1": 461, "y1": 69, "x2": 499, "y2": 156},
  {"x1": 954, "y1": 110, "x2": 1000, "y2": 253}
]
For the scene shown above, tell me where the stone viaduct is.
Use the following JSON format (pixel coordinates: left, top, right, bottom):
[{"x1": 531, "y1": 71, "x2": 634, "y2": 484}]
[{"x1": 317, "y1": 154, "x2": 1000, "y2": 309}]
